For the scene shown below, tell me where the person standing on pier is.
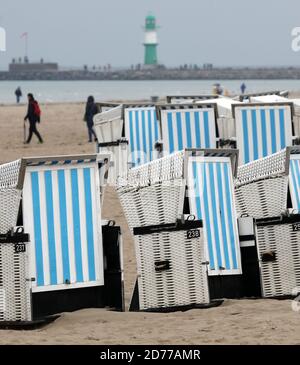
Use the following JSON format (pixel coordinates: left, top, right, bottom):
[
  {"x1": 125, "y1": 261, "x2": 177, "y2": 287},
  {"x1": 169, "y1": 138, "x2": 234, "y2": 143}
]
[
  {"x1": 84, "y1": 95, "x2": 98, "y2": 143},
  {"x1": 24, "y1": 93, "x2": 43, "y2": 144}
]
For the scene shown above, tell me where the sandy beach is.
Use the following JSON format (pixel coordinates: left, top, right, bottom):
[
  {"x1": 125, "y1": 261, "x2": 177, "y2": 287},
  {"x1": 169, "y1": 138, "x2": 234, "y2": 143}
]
[{"x1": 0, "y1": 101, "x2": 299, "y2": 345}]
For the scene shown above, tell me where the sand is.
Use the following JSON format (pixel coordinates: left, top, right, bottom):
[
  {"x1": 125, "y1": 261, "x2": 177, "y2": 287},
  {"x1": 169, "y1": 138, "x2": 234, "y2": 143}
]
[{"x1": 0, "y1": 101, "x2": 299, "y2": 345}]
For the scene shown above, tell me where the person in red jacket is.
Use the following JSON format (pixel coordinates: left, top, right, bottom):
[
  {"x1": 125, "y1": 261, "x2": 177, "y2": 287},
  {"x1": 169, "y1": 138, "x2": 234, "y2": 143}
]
[{"x1": 24, "y1": 93, "x2": 43, "y2": 144}]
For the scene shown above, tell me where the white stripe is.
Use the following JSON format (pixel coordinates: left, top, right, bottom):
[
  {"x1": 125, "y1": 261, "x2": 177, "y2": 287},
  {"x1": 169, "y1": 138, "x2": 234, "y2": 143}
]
[
  {"x1": 39, "y1": 171, "x2": 50, "y2": 286},
  {"x1": 52, "y1": 170, "x2": 63, "y2": 284},
  {"x1": 78, "y1": 168, "x2": 89, "y2": 282},
  {"x1": 64, "y1": 169, "x2": 76, "y2": 284}
]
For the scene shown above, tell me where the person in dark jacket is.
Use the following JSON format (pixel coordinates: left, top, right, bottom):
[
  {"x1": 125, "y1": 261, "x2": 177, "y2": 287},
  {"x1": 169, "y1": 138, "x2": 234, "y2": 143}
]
[
  {"x1": 24, "y1": 93, "x2": 43, "y2": 144},
  {"x1": 84, "y1": 95, "x2": 98, "y2": 142},
  {"x1": 15, "y1": 87, "x2": 22, "y2": 103}
]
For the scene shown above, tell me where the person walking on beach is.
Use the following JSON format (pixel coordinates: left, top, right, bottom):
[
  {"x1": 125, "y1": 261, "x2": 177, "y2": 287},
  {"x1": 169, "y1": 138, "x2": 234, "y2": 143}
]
[
  {"x1": 240, "y1": 82, "x2": 246, "y2": 95},
  {"x1": 84, "y1": 95, "x2": 98, "y2": 143},
  {"x1": 15, "y1": 87, "x2": 22, "y2": 103},
  {"x1": 24, "y1": 93, "x2": 43, "y2": 144}
]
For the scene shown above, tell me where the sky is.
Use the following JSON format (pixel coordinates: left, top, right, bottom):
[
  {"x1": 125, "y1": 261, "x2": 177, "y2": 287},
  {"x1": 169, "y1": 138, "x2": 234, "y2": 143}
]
[{"x1": 1, "y1": 0, "x2": 300, "y2": 69}]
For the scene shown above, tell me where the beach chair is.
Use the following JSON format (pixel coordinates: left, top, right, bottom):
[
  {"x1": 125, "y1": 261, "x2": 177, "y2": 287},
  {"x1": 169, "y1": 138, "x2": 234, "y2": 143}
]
[
  {"x1": 0, "y1": 160, "x2": 32, "y2": 324},
  {"x1": 232, "y1": 102, "x2": 294, "y2": 165},
  {"x1": 195, "y1": 97, "x2": 240, "y2": 143},
  {"x1": 94, "y1": 105, "x2": 128, "y2": 184},
  {"x1": 239, "y1": 90, "x2": 286, "y2": 102},
  {"x1": 235, "y1": 147, "x2": 300, "y2": 297},
  {"x1": 94, "y1": 103, "x2": 161, "y2": 183},
  {"x1": 166, "y1": 95, "x2": 218, "y2": 104},
  {"x1": 117, "y1": 148, "x2": 242, "y2": 310},
  {"x1": 156, "y1": 104, "x2": 219, "y2": 155},
  {"x1": 123, "y1": 103, "x2": 161, "y2": 167},
  {"x1": 0, "y1": 153, "x2": 124, "y2": 319}
]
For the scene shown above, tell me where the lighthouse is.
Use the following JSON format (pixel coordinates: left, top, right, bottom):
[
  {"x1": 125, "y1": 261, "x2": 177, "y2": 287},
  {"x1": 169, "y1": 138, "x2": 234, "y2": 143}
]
[{"x1": 144, "y1": 15, "x2": 158, "y2": 66}]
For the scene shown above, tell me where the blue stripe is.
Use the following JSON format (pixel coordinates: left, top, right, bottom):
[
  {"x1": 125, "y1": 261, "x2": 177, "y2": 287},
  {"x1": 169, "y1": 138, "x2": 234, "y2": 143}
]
[
  {"x1": 194, "y1": 112, "x2": 201, "y2": 148},
  {"x1": 148, "y1": 110, "x2": 153, "y2": 161},
  {"x1": 208, "y1": 163, "x2": 222, "y2": 269},
  {"x1": 224, "y1": 164, "x2": 238, "y2": 269},
  {"x1": 292, "y1": 160, "x2": 300, "y2": 210},
  {"x1": 31, "y1": 172, "x2": 44, "y2": 286},
  {"x1": 202, "y1": 164, "x2": 215, "y2": 270},
  {"x1": 242, "y1": 110, "x2": 250, "y2": 164},
  {"x1": 185, "y1": 112, "x2": 192, "y2": 148},
  {"x1": 192, "y1": 161, "x2": 202, "y2": 219},
  {"x1": 57, "y1": 170, "x2": 71, "y2": 283},
  {"x1": 153, "y1": 110, "x2": 159, "y2": 141},
  {"x1": 71, "y1": 169, "x2": 83, "y2": 282},
  {"x1": 216, "y1": 163, "x2": 230, "y2": 270},
  {"x1": 279, "y1": 109, "x2": 286, "y2": 149},
  {"x1": 83, "y1": 168, "x2": 96, "y2": 281},
  {"x1": 176, "y1": 112, "x2": 183, "y2": 150},
  {"x1": 251, "y1": 110, "x2": 259, "y2": 161},
  {"x1": 44, "y1": 171, "x2": 57, "y2": 285},
  {"x1": 129, "y1": 111, "x2": 135, "y2": 165},
  {"x1": 141, "y1": 111, "x2": 147, "y2": 164},
  {"x1": 135, "y1": 111, "x2": 141, "y2": 165},
  {"x1": 203, "y1": 111, "x2": 211, "y2": 148},
  {"x1": 270, "y1": 109, "x2": 277, "y2": 154},
  {"x1": 167, "y1": 112, "x2": 175, "y2": 153},
  {"x1": 260, "y1": 109, "x2": 268, "y2": 157}
]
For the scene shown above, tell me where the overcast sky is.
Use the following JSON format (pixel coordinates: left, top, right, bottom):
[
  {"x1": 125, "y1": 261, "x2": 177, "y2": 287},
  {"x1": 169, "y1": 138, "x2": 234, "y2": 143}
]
[{"x1": 1, "y1": 0, "x2": 300, "y2": 69}]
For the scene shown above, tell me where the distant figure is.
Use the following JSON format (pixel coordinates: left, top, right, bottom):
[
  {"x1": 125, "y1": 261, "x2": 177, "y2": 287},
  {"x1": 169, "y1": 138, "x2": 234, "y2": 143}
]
[
  {"x1": 24, "y1": 93, "x2": 43, "y2": 144},
  {"x1": 213, "y1": 83, "x2": 223, "y2": 96},
  {"x1": 240, "y1": 83, "x2": 246, "y2": 95},
  {"x1": 84, "y1": 95, "x2": 98, "y2": 143},
  {"x1": 15, "y1": 87, "x2": 22, "y2": 103}
]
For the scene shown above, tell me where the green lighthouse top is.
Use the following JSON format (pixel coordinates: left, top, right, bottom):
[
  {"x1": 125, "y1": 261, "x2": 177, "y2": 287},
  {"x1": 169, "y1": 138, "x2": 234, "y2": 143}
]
[{"x1": 145, "y1": 15, "x2": 156, "y2": 30}]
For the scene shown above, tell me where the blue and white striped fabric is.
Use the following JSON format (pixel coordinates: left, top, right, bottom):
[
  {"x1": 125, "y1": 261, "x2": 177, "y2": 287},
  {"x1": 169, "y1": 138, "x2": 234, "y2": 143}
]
[
  {"x1": 188, "y1": 157, "x2": 241, "y2": 276},
  {"x1": 125, "y1": 107, "x2": 161, "y2": 167},
  {"x1": 23, "y1": 163, "x2": 103, "y2": 292},
  {"x1": 235, "y1": 105, "x2": 293, "y2": 165},
  {"x1": 289, "y1": 156, "x2": 300, "y2": 211},
  {"x1": 160, "y1": 108, "x2": 217, "y2": 155}
]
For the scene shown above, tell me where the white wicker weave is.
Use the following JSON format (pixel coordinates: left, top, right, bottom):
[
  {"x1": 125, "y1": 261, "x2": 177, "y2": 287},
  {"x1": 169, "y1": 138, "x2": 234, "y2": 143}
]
[
  {"x1": 0, "y1": 160, "x2": 24, "y2": 234},
  {"x1": 119, "y1": 179, "x2": 186, "y2": 232},
  {"x1": 235, "y1": 177, "x2": 289, "y2": 219},
  {"x1": 256, "y1": 219, "x2": 300, "y2": 297},
  {"x1": 0, "y1": 240, "x2": 31, "y2": 321},
  {"x1": 235, "y1": 149, "x2": 290, "y2": 219},
  {"x1": 94, "y1": 105, "x2": 123, "y2": 143},
  {"x1": 135, "y1": 228, "x2": 209, "y2": 310}
]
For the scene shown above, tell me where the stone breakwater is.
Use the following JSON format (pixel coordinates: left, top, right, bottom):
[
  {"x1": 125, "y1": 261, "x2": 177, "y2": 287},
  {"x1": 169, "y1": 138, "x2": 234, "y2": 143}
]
[{"x1": 1, "y1": 67, "x2": 300, "y2": 81}]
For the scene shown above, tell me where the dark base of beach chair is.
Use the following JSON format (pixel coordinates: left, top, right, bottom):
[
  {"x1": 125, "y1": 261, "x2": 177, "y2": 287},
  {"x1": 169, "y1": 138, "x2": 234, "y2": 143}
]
[
  {"x1": 129, "y1": 279, "x2": 223, "y2": 313},
  {"x1": 32, "y1": 224, "x2": 124, "y2": 318},
  {"x1": 0, "y1": 315, "x2": 59, "y2": 330}
]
